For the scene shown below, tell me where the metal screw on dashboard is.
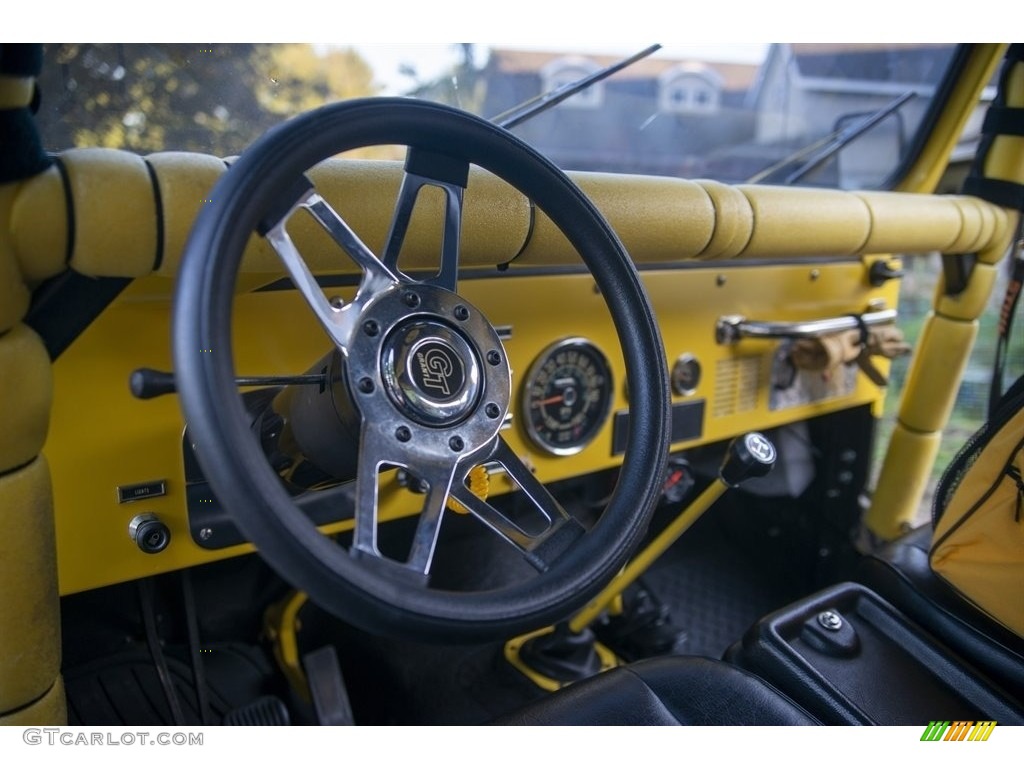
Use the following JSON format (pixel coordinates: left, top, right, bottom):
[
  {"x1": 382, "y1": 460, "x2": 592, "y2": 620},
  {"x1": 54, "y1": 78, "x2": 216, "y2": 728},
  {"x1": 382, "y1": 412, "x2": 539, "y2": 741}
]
[
  {"x1": 395, "y1": 426, "x2": 412, "y2": 442},
  {"x1": 329, "y1": 296, "x2": 344, "y2": 309},
  {"x1": 402, "y1": 291, "x2": 420, "y2": 308},
  {"x1": 486, "y1": 350, "x2": 502, "y2": 366},
  {"x1": 449, "y1": 436, "x2": 464, "y2": 452},
  {"x1": 358, "y1": 377, "x2": 375, "y2": 394},
  {"x1": 817, "y1": 610, "x2": 843, "y2": 631},
  {"x1": 199, "y1": 527, "x2": 213, "y2": 542},
  {"x1": 485, "y1": 403, "x2": 501, "y2": 418},
  {"x1": 453, "y1": 305, "x2": 470, "y2": 321},
  {"x1": 362, "y1": 319, "x2": 380, "y2": 337}
]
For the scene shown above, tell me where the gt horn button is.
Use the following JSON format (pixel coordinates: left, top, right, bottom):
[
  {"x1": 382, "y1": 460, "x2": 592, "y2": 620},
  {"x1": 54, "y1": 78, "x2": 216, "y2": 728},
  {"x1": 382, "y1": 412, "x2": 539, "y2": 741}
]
[{"x1": 381, "y1": 319, "x2": 482, "y2": 426}]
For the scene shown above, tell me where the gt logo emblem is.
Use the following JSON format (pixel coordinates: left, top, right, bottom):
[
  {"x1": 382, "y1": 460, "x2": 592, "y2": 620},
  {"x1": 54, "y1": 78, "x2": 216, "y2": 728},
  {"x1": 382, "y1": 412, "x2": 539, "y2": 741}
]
[
  {"x1": 415, "y1": 346, "x2": 458, "y2": 396},
  {"x1": 746, "y1": 433, "x2": 776, "y2": 463}
]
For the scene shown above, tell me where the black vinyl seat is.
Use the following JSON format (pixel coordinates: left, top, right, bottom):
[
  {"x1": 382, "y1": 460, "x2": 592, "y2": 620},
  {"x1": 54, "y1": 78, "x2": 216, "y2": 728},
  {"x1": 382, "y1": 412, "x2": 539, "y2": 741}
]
[
  {"x1": 857, "y1": 525, "x2": 1024, "y2": 704},
  {"x1": 494, "y1": 656, "x2": 818, "y2": 726}
]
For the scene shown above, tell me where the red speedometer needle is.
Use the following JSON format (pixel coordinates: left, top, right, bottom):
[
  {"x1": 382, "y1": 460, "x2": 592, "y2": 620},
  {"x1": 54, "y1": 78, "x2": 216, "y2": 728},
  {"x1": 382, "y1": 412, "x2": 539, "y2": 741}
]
[{"x1": 533, "y1": 395, "x2": 564, "y2": 407}]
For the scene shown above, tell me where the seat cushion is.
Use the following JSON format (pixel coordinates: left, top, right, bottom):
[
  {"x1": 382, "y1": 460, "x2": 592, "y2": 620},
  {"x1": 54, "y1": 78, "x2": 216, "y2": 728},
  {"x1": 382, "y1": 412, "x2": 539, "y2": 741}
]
[
  {"x1": 857, "y1": 526, "x2": 1024, "y2": 703},
  {"x1": 494, "y1": 656, "x2": 817, "y2": 725}
]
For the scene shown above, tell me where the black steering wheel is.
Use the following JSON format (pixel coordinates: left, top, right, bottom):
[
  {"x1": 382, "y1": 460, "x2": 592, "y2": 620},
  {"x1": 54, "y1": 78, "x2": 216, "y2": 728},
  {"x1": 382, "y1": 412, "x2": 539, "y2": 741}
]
[{"x1": 173, "y1": 98, "x2": 670, "y2": 642}]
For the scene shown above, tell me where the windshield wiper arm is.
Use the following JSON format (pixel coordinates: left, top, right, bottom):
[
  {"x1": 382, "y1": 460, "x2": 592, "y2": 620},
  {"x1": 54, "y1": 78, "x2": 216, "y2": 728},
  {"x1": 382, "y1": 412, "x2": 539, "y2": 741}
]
[
  {"x1": 747, "y1": 90, "x2": 915, "y2": 185},
  {"x1": 490, "y1": 44, "x2": 662, "y2": 130}
]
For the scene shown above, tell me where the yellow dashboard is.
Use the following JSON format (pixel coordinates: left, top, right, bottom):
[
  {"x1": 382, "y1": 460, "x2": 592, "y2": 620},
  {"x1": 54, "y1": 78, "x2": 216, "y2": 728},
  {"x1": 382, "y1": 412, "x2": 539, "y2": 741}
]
[
  {"x1": 8, "y1": 153, "x2": 1011, "y2": 595},
  {"x1": 49, "y1": 258, "x2": 898, "y2": 595}
]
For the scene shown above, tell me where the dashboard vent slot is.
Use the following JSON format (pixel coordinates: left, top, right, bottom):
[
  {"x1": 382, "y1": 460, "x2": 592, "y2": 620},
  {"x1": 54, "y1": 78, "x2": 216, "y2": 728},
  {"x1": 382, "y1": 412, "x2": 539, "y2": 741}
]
[{"x1": 714, "y1": 356, "x2": 761, "y2": 417}]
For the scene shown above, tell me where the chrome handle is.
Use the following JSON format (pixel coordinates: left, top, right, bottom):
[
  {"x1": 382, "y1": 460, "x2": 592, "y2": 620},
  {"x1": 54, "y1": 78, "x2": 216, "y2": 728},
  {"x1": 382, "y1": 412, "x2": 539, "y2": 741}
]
[{"x1": 716, "y1": 308, "x2": 898, "y2": 344}]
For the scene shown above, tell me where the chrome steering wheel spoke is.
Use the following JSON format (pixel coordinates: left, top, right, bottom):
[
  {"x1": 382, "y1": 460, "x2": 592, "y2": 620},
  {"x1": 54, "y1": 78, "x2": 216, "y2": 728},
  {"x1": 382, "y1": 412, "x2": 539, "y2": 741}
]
[
  {"x1": 382, "y1": 148, "x2": 468, "y2": 293},
  {"x1": 450, "y1": 436, "x2": 584, "y2": 572},
  {"x1": 264, "y1": 186, "x2": 400, "y2": 354}
]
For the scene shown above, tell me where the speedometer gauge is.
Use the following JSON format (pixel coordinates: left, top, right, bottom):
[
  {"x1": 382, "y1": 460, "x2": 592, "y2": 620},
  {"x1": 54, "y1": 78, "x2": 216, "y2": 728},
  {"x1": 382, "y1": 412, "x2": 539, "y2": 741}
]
[{"x1": 522, "y1": 338, "x2": 613, "y2": 456}]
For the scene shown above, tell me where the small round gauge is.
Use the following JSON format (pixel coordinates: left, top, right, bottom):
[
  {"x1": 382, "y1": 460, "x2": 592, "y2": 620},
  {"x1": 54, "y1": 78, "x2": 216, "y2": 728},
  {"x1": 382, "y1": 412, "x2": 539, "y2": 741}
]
[{"x1": 522, "y1": 338, "x2": 613, "y2": 456}]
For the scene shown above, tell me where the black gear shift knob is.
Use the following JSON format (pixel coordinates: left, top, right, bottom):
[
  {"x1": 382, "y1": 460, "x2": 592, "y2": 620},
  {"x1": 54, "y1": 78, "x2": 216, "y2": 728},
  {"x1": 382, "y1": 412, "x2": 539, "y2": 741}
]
[{"x1": 719, "y1": 432, "x2": 777, "y2": 487}]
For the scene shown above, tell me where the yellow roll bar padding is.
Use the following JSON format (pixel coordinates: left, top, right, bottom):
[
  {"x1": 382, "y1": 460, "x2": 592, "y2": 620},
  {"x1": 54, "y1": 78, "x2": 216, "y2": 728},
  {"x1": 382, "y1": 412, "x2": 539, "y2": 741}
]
[
  {"x1": 62, "y1": 149, "x2": 159, "y2": 278},
  {"x1": 146, "y1": 152, "x2": 228, "y2": 275},
  {"x1": 736, "y1": 186, "x2": 872, "y2": 258},
  {"x1": 854, "y1": 192, "x2": 977, "y2": 254},
  {"x1": 869, "y1": 51, "x2": 1024, "y2": 538},
  {"x1": 516, "y1": 174, "x2": 716, "y2": 264},
  {"x1": 0, "y1": 186, "x2": 31, "y2": 333},
  {"x1": 980, "y1": 59, "x2": 1024, "y2": 193},
  {"x1": 935, "y1": 261, "x2": 999, "y2": 321},
  {"x1": 898, "y1": 313, "x2": 979, "y2": 433},
  {"x1": 0, "y1": 458, "x2": 62, "y2": 715},
  {"x1": 0, "y1": 74, "x2": 34, "y2": 109},
  {"x1": 0, "y1": 323, "x2": 53, "y2": 471},
  {"x1": 0, "y1": 678, "x2": 67, "y2": 727},
  {"x1": 868, "y1": 428, "x2": 944, "y2": 535},
  {"x1": 8, "y1": 151, "x2": 1017, "y2": 285},
  {"x1": 0, "y1": 67, "x2": 66, "y2": 724},
  {"x1": 9, "y1": 165, "x2": 67, "y2": 284},
  {"x1": 568, "y1": 478, "x2": 729, "y2": 634},
  {"x1": 694, "y1": 180, "x2": 755, "y2": 259}
]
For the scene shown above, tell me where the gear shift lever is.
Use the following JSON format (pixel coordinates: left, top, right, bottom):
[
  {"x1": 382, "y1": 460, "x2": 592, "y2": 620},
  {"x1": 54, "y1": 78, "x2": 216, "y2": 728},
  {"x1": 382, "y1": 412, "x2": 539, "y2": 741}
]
[{"x1": 507, "y1": 433, "x2": 776, "y2": 689}]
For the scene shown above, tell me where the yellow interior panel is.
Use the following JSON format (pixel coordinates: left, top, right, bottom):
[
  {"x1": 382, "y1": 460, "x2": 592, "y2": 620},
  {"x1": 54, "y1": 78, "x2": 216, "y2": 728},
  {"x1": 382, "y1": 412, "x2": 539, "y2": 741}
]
[
  {"x1": 50, "y1": 257, "x2": 901, "y2": 595},
  {"x1": 12, "y1": 147, "x2": 1012, "y2": 585}
]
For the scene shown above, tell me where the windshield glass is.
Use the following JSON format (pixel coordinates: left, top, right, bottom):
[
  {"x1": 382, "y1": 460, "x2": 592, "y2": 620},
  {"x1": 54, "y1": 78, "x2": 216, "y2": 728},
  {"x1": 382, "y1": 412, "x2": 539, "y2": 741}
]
[{"x1": 35, "y1": 43, "x2": 964, "y2": 189}]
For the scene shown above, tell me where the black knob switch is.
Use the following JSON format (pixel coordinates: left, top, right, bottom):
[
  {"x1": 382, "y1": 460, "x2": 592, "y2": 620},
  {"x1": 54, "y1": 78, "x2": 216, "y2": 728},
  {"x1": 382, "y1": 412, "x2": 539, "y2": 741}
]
[
  {"x1": 128, "y1": 514, "x2": 171, "y2": 554},
  {"x1": 868, "y1": 259, "x2": 904, "y2": 286},
  {"x1": 719, "y1": 432, "x2": 777, "y2": 487}
]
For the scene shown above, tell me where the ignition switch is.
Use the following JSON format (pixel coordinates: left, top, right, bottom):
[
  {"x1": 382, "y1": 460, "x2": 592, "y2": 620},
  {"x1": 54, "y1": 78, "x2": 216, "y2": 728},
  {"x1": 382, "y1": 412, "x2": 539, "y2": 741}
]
[{"x1": 128, "y1": 513, "x2": 171, "y2": 554}]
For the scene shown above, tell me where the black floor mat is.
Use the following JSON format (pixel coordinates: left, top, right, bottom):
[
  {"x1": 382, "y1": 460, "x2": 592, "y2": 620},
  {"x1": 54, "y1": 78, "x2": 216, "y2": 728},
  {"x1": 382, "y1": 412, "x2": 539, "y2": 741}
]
[
  {"x1": 637, "y1": 509, "x2": 807, "y2": 658},
  {"x1": 299, "y1": 497, "x2": 806, "y2": 724},
  {"x1": 64, "y1": 644, "x2": 280, "y2": 726}
]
